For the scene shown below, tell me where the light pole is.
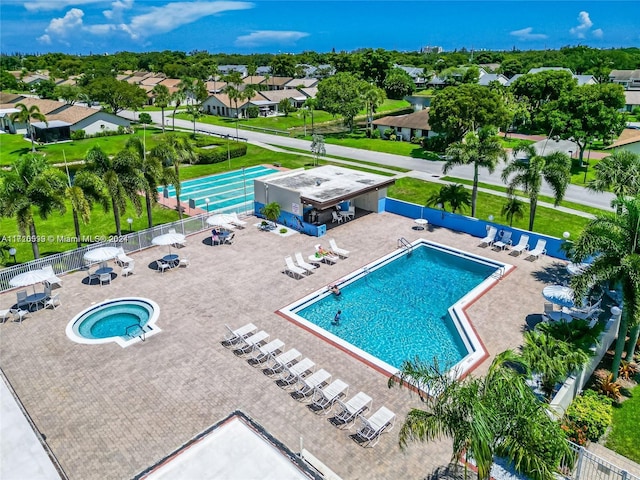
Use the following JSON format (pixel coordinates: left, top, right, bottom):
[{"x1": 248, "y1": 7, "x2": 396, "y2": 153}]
[
  {"x1": 582, "y1": 144, "x2": 592, "y2": 184},
  {"x1": 242, "y1": 167, "x2": 247, "y2": 213},
  {"x1": 8, "y1": 247, "x2": 16, "y2": 264},
  {"x1": 127, "y1": 217, "x2": 133, "y2": 233},
  {"x1": 227, "y1": 135, "x2": 231, "y2": 169},
  {"x1": 205, "y1": 198, "x2": 210, "y2": 213},
  {"x1": 437, "y1": 202, "x2": 444, "y2": 219}
]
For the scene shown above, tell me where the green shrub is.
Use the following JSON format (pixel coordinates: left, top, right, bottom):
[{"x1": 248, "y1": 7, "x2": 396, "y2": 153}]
[
  {"x1": 383, "y1": 128, "x2": 394, "y2": 139},
  {"x1": 371, "y1": 129, "x2": 381, "y2": 139},
  {"x1": 246, "y1": 105, "x2": 259, "y2": 118},
  {"x1": 564, "y1": 390, "x2": 613, "y2": 443},
  {"x1": 71, "y1": 129, "x2": 85, "y2": 140},
  {"x1": 422, "y1": 134, "x2": 450, "y2": 153},
  {"x1": 195, "y1": 142, "x2": 247, "y2": 164}
]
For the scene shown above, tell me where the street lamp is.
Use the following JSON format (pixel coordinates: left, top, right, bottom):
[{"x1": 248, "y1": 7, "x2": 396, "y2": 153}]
[
  {"x1": 563, "y1": 231, "x2": 570, "y2": 240},
  {"x1": 127, "y1": 217, "x2": 133, "y2": 233},
  {"x1": 8, "y1": 247, "x2": 16, "y2": 264},
  {"x1": 436, "y1": 202, "x2": 444, "y2": 219},
  {"x1": 205, "y1": 198, "x2": 210, "y2": 213}
]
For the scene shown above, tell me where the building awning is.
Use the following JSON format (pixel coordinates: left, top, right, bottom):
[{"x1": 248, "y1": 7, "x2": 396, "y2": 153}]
[{"x1": 32, "y1": 120, "x2": 71, "y2": 128}]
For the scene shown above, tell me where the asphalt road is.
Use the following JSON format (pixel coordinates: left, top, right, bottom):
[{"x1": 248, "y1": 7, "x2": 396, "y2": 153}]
[{"x1": 123, "y1": 110, "x2": 616, "y2": 211}]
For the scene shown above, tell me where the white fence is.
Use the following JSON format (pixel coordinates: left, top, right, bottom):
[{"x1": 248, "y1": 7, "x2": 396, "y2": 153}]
[
  {"x1": 560, "y1": 441, "x2": 639, "y2": 480},
  {"x1": 0, "y1": 213, "x2": 213, "y2": 294}
]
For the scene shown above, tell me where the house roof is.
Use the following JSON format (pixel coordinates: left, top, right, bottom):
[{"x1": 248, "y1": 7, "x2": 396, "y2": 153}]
[
  {"x1": 609, "y1": 69, "x2": 640, "y2": 81},
  {"x1": 267, "y1": 76, "x2": 293, "y2": 87},
  {"x1": 299, "y1": 87, "x2": 317, "y2": 98},
  {"x1": 574, "y1": 75, "x2": 597, "y2": 86},
  {"x1": 284, "y1": 78, "x2": 318, "y2": 89},
  {"x1": 478, "y1": 73, "x2": 508, "y2": 86},
  {"x1": 528, "y1": 67, "x2": 574, "y2": 75},
  {"x1": 0, "y1": 92, "x2": 25, "y2": 104},
  {"x1": 625, "y1": 90, "x2": 640, "y2": 105},
  {"x1": 10, "y1": 98, "x2": 65, "y2": 114},
  {"x1": 242, "y1": 75, "x2": 266, "y2": 85},
  {"x1": 159, "y1": 78, "x2": 181, "y2": 88},
  {"x1": 205, "y1": 81, "x2": 228, "y2": 93},
  {"x1": 207, "y1": 92, "x2": 263, "y2": 109},
  {"x1": 140, "y1": 76, "x2": 165, "y2": 86},
  {"x1": 257, "y1": 89, "x2": 306, "y2": 102},
  {"x1": 605, "y1": 129, "x2": 640, "y2": 149},
  {"x1": 372, "y1": 109, "x2": 431, "y2": 130},
  {"x1": 32, "y1": 120, "x2": 72, "y2": 129}
]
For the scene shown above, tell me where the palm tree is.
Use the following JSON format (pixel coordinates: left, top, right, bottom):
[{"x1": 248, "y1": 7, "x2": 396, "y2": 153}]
[
  {"x1": 261, "y1": 202, "x2": 281, "y2": 227},
  {"x1": 303, "y1": 98, "x2": 318, "y2": 134},
  {"x1": 389, "y1": 353, "x2": 569, "y2": 480},
  {"x1": 443, "y1": 127, "x2": 508, "y2": 217},
  {"x1": 170, "y1": 88, "x2": 186, "y2": 131},
  {"x1": 569, "y1": 196, "x2": 640, "y2": 379},
  {"x1": 64, "y1": 169, "x2": 109, "y2": 248},
  {"x1": 0, "y1": 154, "x2": 67, "y2": 259},
  {"x1": 224, "y1": 71, "x2": 244, "y2": 140},
  {"x1": 10, "y1": 103, "x2": 47, "y2": 152},
  {"x1": 310, "y1": 134, "x2": 326, "y2": 166},
  {"x1": 84, "y1": 145, "x2": 144, "y2": 236},
  {"x1": 152, "y1": 84, "x2": 171, "y2": 133},
  {"x1": 360, "y1": 83, "x2": 386, "y2": 135},
  {"x1": 426, "y1": 184, "x2": 471, "y2": 214},
  {"x1": 501, "y1": 144, "x2": 571, "y2": 231},
  {"x1": 587, "y1": 150, "x2": 640, "y2": 210},
  {"x1": 123, "y1": 137, "x2": 163, "y2": 229},
  {"x1": 501, "y1": 196, "x2": 525, "y2": 227}
]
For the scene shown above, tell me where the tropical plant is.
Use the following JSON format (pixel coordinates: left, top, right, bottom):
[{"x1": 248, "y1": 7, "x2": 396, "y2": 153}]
[
  {"x1": 443, "y1": 127, "x2": 507, "y2": 217},
  {"x1": 563, "y1": 390, "x2": 613, "y2": 443},
  {"x1": 593, "y1": 369, "x2": 622, "y2": 400},
  {"x1": 586, "y1": 150, "x2": 640, "y2": 210},
  {"x1": 426, "y1": 184, "x2": 471, "y2": 214},
  {"x1": 10, "y1": 103, "x2": 47, "y2": 152},
  {"x1": 63, "y1": 166, "x2": 109, "y2": 248},
  {"x1": 310, "y1": 134, "x2": 326, "y2": 166},
  {"x1": 303, "y1": 98, "x2": 318, "y2": 134},
  {"x1": 569, "y1": 196, "x2": 640, "y2": 378},
  {"x1": 618, "y1": 360, "x2": 639, "y2": 381},
  {"x1": 123, "y1": 137, "x2": 163, "y2": 229},
  {"x1": 501, "y1": 144, "x2": 571, "y2": 231},
  {"x1": 389, "y1": 352, "x2": 569, "y2": 480},
  {"x1": 260, "y1": 202, "x2": 281, "y2": 226},
  {"x1": 501, "y1": 196, "x2": 525, "y2": 227},
  {"x1": 170, "y1": 88, "x2": 186, "y2": 131},
  {"x1": 360, "y1": 82, "x2": 386, "y2": 134},
  {"x1": 152, "y1": 84, "x2": 171, "y2": 133},
  {"x1": 0, "y1": 154, "x2": 67, "y2": 259},
  {"x1": 223, "y1": 71, "x2": 244, "y2": 140}
]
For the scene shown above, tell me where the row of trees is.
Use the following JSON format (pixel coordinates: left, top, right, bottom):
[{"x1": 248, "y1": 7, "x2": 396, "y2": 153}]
[{"x1": 0, "y1": 134, "x2": 195, "y2": 260}]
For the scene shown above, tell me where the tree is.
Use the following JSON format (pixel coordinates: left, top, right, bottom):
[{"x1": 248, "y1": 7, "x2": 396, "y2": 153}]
[
  {"x1": 34, "y1": 79, "x2": 57, "y2": 99},
  {"x1": 382, "y1": 68, "x2": 415, "y2": 99},
  {"x1": 270, "y1": 54, "x2": 296, "y2": 77},
  {"x1": 138, "y1": 112, "x2": 152, "y2": 125},
  {"x1": 569, "y1": 196, "x2": 640, "y2": 379},
  {"x1": 316, "y1": 72, "x2": 365, "y2": 131},
  {"x1": 85, "y1": 77, "x2": 147, "y2": 114},
  {"x1": 223, "y1": 71, "x2": 244, "y2": 139},
  {"x1": 55, "y1": 84, "x2": 82, "y2": 105},
  {"x1": 123, "y1": 136, "x2": 163, "y2": 229},
  {"x1": 509, "y1": 70, "x2": 576, "y2": 117},
  {"x1": 389, "y1": 353, "x2": 570, "y2": 480},
  {"x1": 152, "y1": 84, "x2": 171, "y2": 133},
  {"x1": 170, "y1": 88, "x2": 186, "y2": 131},
  {"x1": 260, "y1": 202, "x2": 281, "y2": 227},
  {"x1": 358, "y1": 48, "x2": 392, "y2": 87},
  {"x1": 185, "y1": 104, "x2": 202, "y2": 136},
  {"x1": 587, "y1": 150, "x2": 640, "y2": 209},
  {"x1": 537, "y1": 83, "x2": 626, "y2": 164},
  {"x1": 501, "y1": 145, "x2": 571, "y2": 231},
  {"x1": 426, "y1": 184, "x2": 471, "y2": 214},
  {"x1": 278, "y1": 98, "x2": 293, "y2": 116},
  {"x1": 0, "y1": 155, "x2": 67, "y2": 259},
  {"x1": 429, "y1": 84, "x2": 509, "y2": 143},
  {"x1": 302, "y1": 98, "x2": 318, "y2": 134},
  {"x1": 501, "y1": 196, "x2": 525, "y2": 227},
  {"x1": 10, "y1": 103, "x2": 47, "y2": 152},
  {"x1": 442, "y1": 127, "x2": 507, "y2": 217},
  {"x1": 64, "y1": 169, "x2": 109, "y2": 248},
  {"x1": 310, "y1": 134, "x2": 326, "y2": 166},
  {"x1": 84, "y1": 145, "x2": 144, "y2": 236}
]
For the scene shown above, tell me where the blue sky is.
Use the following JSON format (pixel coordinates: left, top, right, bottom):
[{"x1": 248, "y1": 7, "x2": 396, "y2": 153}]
[{"x1": 1, "y1": 1, "x2": 639, "y2": 55}]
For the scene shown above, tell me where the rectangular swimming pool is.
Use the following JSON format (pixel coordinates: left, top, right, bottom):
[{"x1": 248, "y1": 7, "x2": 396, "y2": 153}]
[{"x1": 280, "y1": 240, "x2": 512, "y2": 378}]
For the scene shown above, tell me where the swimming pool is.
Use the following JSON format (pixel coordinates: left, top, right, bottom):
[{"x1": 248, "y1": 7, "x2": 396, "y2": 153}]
[
  {"x1": 159, "y1": 165, "x2": 278, "y2": 213},
  {"x1": 66, "y1": 298, "x2": 161, "y2": 348},
  {"x1": 280, "y1": 240, "x2": 512, "y2": 378}
]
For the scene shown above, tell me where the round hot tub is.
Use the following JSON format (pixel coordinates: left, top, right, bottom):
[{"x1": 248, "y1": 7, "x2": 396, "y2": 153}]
[{"x1": 66, "y1": 297, "x2": 160, "y2": 347}]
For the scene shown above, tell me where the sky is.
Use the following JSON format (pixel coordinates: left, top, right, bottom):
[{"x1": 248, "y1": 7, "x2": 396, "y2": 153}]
[{"x1": 1, "y1": 1, "x2": 639, "y2": 56}]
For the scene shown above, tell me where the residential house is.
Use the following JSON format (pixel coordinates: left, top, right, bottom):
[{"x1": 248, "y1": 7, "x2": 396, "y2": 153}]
[
  {"x1": 296, "y1": 64, "x2": 334, "y2": 79},
  {"x1": 201, "y1": 92, "x2": 263, "y2": 118},
  {"x1": 218, "y1": 65, "x2": 248, "y2": 77},
  {"x1": 254, "y1": 89, "x2": 308, "y2": 110},
  {"x1": 242, "y1": 76, "x2": 267, "y2": 88},
  {"x1": 605, "y1": 128, "x2": 640, "y2": 155},
  {"x1": 623, "y1": 91, "x2": 640, "y2": 112},
  {"x1": 264, "y1": 76, "x2": 293, "y2": 91},
  {"x1": 478, "y1": 73, "x2": 509, "y2": 86},
  {"x1": 609, "y1": 70, "x2": 640, "y2": 90},
  {"x1": 372, "y1": 109, "x2": 433, "y2": 141},
  {"x1": 283, "y1": 78, "x2": 319, "y2": 90},
  {"x1": 395, "y1": 65, "x2": 428, "y2": 89}
]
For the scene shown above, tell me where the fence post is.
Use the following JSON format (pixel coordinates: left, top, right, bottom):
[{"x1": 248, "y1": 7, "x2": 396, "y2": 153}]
[
  {"x1": 623, "y1": 471, "x2": 629, "y2": 480},
  {"x1": 575, "y1": 446, "x2": 585, "y2": 480}
]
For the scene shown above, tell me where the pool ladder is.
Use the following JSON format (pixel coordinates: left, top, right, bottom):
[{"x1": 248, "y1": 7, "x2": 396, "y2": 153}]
[
  {"x1": 125, "y1": 323, "x2": 146, "y2": 342},
  {"x1": 398, "y1": 237, "x2": 413, "y2": 255}
]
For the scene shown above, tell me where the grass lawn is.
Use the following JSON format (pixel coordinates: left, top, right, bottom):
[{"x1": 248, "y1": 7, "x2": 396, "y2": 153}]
[
  {"x1": 388, "y1": 177, "x2": 590, "y2": 239},
  {"x1": 322, "y1": 131, "x2": 441, "y2": 160},
  {"x1": 605, "y1": 383, "x2": 640, "y2": 463}
]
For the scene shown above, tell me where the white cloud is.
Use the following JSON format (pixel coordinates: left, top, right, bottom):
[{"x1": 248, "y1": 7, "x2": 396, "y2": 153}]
[
  {"x1": 593, "y1": 28, "x2": 604, "y2": 39},
  {"x1": 123, "y1": 1, "x2": 253, "y2": 40},
  {"x1": 235, "y1": 30, "x2": 309, "y2": 47},
  {"x1": 44, "y1": 8, "x2": 85, "y2": 37},
  {"x1": 570, "y1": 11, "x2": 601, "y2": 39},
  {"x1": 510, "y1": 27, "x2": 548, "y2": 41},
  {"x1": 37, "y1": 34, "x2": 52, "y2": 44},
  {"x1": 103, "y1": 0, "x2": 133, "y2": 21},
  {"x1": 25, "y1": 0, "x2": 106, "y2": 12}
]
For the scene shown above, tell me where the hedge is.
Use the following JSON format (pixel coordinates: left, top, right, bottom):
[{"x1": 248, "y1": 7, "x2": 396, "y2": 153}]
[
  {"x1": 195, "y1": 142, "x2": 247, "y2": 164},
  {"x1": 563, "y1": 390, "x2": 613, "y2": 444}
]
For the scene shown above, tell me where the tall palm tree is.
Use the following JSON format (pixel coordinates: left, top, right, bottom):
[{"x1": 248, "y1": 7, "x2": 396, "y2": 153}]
[
  {"x1": 443, "y1": 127, "x2": 508, "y2": 217},
  {"x1": 224, "y1": 71, "x2": 244, "y2": 140},
  {"x1": 64, "y1": 169, "x2": 109, "y2": 248},
  {"x1": 170, "y1": 88, "x2": 186, "y2": 132},
  {"x1": 10, "y1": 103, "x2": 47, "y2": 152},
  {"x1": 0, "y1": 154, "x2": 67, "y2": 259},
  {"x1": 84, "y1": 146, "x2": 144, "y2": 236},
  {"x1": 389, "y1": 352, "x2": 569, "y2": 480},
  {"x1": 587, "y1": 150, "x2": 640, "y2": 210},
  {"x1": 360, "y1": 83, "x2": 386, "y2": 135},
  {"x1": 303, "y1": 98, "x2": 318, "y2": 134},
  {"x1": 569, "y1": 196, "x2": 640, "y2": 379},
  {"x1": 152, "y1": 84, "x2": 171, "y2": 133},
  {"x1": 426, "y1": 183, "x2": 471, "y2": 214},
  {"x1": 123, "y1": 137, "x2": 163, "y2": 229},
  {"x1": 501, "y1": 196, "x2": 525, "y2": 227},
  {"x1": 501, "y1": 145, "x2": 571, "y2": 231}
]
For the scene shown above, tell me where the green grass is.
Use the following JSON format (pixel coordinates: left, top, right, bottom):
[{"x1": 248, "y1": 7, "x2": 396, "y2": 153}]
[
  {"x1": 388, "y1": 177, "x2": 590, "y2": 239},
  {"x1": 322, "y1": 132, "x2": 441, "y2": 159},
  {"x1": 606, "y1": 384, "x2": 640, "y2": 463},
  {"x1": 441, "y1": 176, "x2": 608, "y2": 216}
]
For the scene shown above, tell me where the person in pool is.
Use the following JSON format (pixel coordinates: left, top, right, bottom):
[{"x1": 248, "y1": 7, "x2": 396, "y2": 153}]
[
  {"x1": 329, "y1": 284, "x2": 341, "y2": 296},
  {"x1": 332, "y1": 310, "x2": 342, "y2": 325}
]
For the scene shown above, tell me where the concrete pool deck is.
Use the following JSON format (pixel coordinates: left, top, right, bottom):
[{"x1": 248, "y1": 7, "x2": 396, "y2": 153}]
[{"x1": 0, "y1": 212, "x2": 568, "y2": 479}]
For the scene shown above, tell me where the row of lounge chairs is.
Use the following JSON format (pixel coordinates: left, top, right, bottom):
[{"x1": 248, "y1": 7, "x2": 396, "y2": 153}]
[
  {"x1": 283, "y1": 240, "x2": 350, "y2": 280},
  {"x1": 479, "y1": 228, "x2": 547, "y2": 260},
  {"x1": 223, "y1": 322, "x2": 396, "y2": 447},
  {"x1": 542, "y1": 298, "x2": 603, "y2": 327}
]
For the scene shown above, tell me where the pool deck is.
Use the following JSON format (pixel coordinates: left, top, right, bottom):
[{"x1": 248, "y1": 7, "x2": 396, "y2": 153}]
[{"x1": 0, "y1": 212, "x2": 568, "y2": 480}]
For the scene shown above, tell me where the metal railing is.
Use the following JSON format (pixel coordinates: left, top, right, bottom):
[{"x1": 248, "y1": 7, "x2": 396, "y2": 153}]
[
  {"x1": 560, "y1": 441, "x2": 639, "y2": 480},
  {"x1": 0, "y1": 213, "x2": 213, "y2": 294}
]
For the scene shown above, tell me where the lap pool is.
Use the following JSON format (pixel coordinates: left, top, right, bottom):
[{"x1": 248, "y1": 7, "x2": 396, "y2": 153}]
[{"x1": 280, "y1": 240, "x2": 512, "y2": 378}]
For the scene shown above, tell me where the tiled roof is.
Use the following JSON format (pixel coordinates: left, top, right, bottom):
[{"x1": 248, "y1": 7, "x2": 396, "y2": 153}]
[
  {"x1": 605, "y1": 128, "x2": 640, "y2": 149},
  {"x1": 284, "y1": 78, "x2": 318, "y2": 89},
  {"x1": 299, "y1": 87, "x2": 317, "y2": 98},
  {"x1": 242, "y1": 76, "x2": 266, "y2": 85},
  {"x1": 11, "y1": 98, "x2": 65, "y2": 114},
  {"x1": 0, "y1": 92, "x2": 25, "y2": 103},
  {"x1": 258, "y1": 89, "x2": 306, "y2": 102},
  {"x1": 625, "y1": 90, "x2": 640, "y2": 105},
  {"x1": 372, "y1": 109, "x2": 431, "y2": 130},
  {"x1": 45, "y1": 105, "x2": 97, "y2": 124},
  {"x1": 205, "y1": 81, "x2": 228, "y2": 93},
  {"x1": 159, "y1": 78, "x2": 181, "y2": 88},
  {"x1": 267, "y1": 76, "x2": 293, "y2": 86}
]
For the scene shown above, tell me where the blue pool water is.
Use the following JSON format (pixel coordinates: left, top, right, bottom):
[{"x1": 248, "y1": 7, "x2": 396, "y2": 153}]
[
  {"x1": 159, "y1": 165, "x2": 278, "y2": 213},
  {"x1": 294, "y1": 244, "x2": 498, "y2": 370},
  {"x1": 77, "y1": 302, "x2": 152, "y2": 339}
]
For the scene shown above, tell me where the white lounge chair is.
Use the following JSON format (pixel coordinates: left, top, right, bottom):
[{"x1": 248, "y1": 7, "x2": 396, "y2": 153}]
[
  {"x1": 1, "y1": 309, "x2": 12, "y2": 323},
  {"x1": 156, "y1": 259, "x2": 171, "y2": 273},
  {"x1": 284, "y1": 256, "x2": 307, "y2": 279},
  {"x1": 279, "y1": 358, "x2": 315, "y2": 387},
  {"x1": 44, "y1": 294, "x2": 61, "y2": 310},
  {"x1": 121, "y1": 261, "x2": 135, "y2": 277},
  {"x1": 99, "y1": 273, "x2": 111, "y2": 286},
  {"x1": 334, "y1": 392, "x2": 373, "y2": 428},
  {"x1": 562, "y1": 299, "x2": 603, "y2": 321},
  {"x1": 294, "y1": 252, "x2": 317, "y2": 274},
  {"x1": 234, "y1": 330, "x2": 269, "y2": 355},
  {"x1": 223, "y1": 322, "x2": 257, "y2": 345},
  {"x1": 230, "y1": 213, "x2": 247, "y2": 229},
  {"x1": 11, "y1": 308, "x2": 29, "y2": 324},
  {"x1": 115, "y1": 247, "x2": 134, "y2": 266},
  {"x1": 42, "y1": 265, "x2": 63, "y2": 288},
  {"x1": 224, "y1": 232, "x2": 235, "y2": 245},
  {"x1": 492, "y1": 231, "x2": 513, "y2": 251},
  {"x1": 310, "y1": 379, "x2": 349, "y2": 414},
  {"x1": 331, "y1": 211, "x2": 344, "y2": 224},
  {"x1": 249, "y1": 339, "x2": 285, "y2": 365},
  {"x1": 479, "y1": 226, "x2": 498, "y2": 247},
  {"x1": 329, "y1": 238, "x2": 350, "y2": 258},
  {"x1": 356, "y1": 406, "x2": 396, "y2": 447},
  {"x1": 178, "y1": 256, "x2": 190, "y2": 268},
  {"x1": 314, "y1": 245, "x2": 339, "y2": 264},
  {"x1": 526, "y1": 239, "x2": 547, "y2": 260},
  {"x1": 293, "y1": 369, "x2": 332, "y2": 400},
  {"x1": 510, "y1": 234, "x2": 530, "y2": 256},
  {"x1": 265, "y1": 348, "x2": 301, "y2": 375}
]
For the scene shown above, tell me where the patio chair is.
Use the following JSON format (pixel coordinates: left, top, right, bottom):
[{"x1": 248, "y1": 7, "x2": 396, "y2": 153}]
[
  {"x1": 249, "y1": 339, "x2": 284, "y2": 365},
  {"x1": 115, "y1": 248, "x2": 134, "y2": 266},
  {"x1": 121, "y1": 261, "x2": 135, "y2": 277},
  {"x1": 156, "y1": 260, "x2": 170, "y2": 274},
  {"x1": 314, "y1": 245, "x2": 339, "y2": 264},
  {"x1": 294, "y1": 252, "x2": 317, "y2": 274},
  {"x1": 16, "y1": 290, "x2": 28, "y2": 310},
  {"x1": 510, "y1": 234, "x2": 530, "y2": 256},
  {"x1": 292, "y1": 369, "x2": 332, "y2": 400},
  {"x1": 278, "y1": 357, "x2": 315, "y2": 387},
  {"x1": 10, "y1": 308, "x2": 29, "y2": 324},
  {"x1": 86, "y1": 269, "x2": 99, "y2": 285},
  {"x1": 333, "y1": 392, "x2": 373, "y2": 428},
  {"x1": 310, "y1": 379, "x2": 349, "y2": 415},
  {"x1": 284, "y1": 256, "x2": 307, "y2": 279},
  {"x1": 1, "y1": 309, "x2": 12, "y2": 323},
  {"x1": 234, "y1": 330, "x2": 269, "y2": 355},
  {"x1": 479, "y1": 226, "x2": 498, "y2": 247},
  {"x1": 329, "y1": 238, "x2": 350, "y2": 258},
  {"x1": 525, "y1": 239, "x2": 547, "y2": 261},
  {"x1": 212, "y1": 232, "x2": 222, "y2": 246},
  {"x1": 99, "y1": 273, "x2": 111, "y2": 286},
  {"x1": 230, "y1": 213, "x2": 247, "y2": 229},
  {"x1": 331, "y1": 211, "x2": 344, "y2": 224},
  {"x1": 264, "y1": 348, "x2": 301, "y2": 375},
  {"x1": 561, "y1": 299, "x2": 604, "y2": 321},
  {"x1": 492, "y1": 231, "x2": 513, "y2": 251},
  {"x1": 224, "y1": 232, "x2": 235, "y2": 245},
  {"x1": 355, "y1": 406, "x2": 396, "y2": 447},
  {"x1": 223, "y1": 322, "x2": 257, "y2": 346},
  {"x1": 42, "y1": 265, "x2": 63, "y2": 288},
  {"x1": 44, "y1": 294, "x2": 61, "y2": 310}
]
